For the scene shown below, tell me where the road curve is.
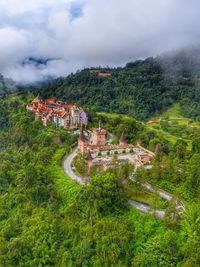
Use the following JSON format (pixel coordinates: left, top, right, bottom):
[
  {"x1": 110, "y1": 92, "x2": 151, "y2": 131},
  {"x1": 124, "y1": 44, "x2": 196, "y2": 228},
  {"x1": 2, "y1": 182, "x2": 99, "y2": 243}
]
[
  {"x1": 62, "y1": 148, "x2": 168, "y2": 219},
  {"x1": 63, "y1": 149, "x2": 88, "y2": 185},
  {"x1": 142, "y1": 182, "x2": 172, "y2": 201},
  {"x1": 128, "y1": 200, "x2": 165, "y2": 219}
]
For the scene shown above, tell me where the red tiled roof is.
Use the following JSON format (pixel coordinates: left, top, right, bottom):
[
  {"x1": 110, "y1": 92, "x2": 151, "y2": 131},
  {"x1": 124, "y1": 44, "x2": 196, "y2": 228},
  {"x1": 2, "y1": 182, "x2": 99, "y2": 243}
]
[
  {"x1": 64, "y1": 104, "x2": 74, "y2": 110},
  {"x1": 30, "y1": 98, "x2": 87, "y2": 121},
  {"x1": 54, "y1": 109, "x2": 65, "y2": 117},
  {"x1": 45, "y1": 98, "x2": 56, "y2": 105},
  {"x1": 32, "y1": 108, "x2": 37, "y2": 113},
  {"x1": 32, "y1": 97, "x2": 40, "y2": 103},
  {"x1": 37, "y1": 103, "x2": 49, "y2": 111},
  {"x1": 57, "y1": 101, "x2": 63, "y2": 105}
]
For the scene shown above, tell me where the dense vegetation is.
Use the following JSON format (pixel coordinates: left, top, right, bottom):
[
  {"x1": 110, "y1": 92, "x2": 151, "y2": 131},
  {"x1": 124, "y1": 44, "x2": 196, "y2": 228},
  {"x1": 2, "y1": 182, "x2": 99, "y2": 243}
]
[
  {"x1": 0, "y1": 94, "x2": 200, "y2": 266},
  {"x1": 0, "y1": 74, "x2": 18, "y2": 95},
  {"x1": 90, "y1": 111, "x2": 200, "y2": 201},
  {"x1": 33, "y1": 55, "x2": 200, "y2": 121},
  {"x1": 2, "y1": 48, "x2": 200, "y2": 121}
]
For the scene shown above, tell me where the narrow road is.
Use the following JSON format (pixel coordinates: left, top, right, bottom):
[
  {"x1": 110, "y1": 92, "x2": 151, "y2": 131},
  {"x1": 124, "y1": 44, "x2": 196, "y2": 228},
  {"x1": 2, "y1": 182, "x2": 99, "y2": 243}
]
[
  {"x1": 128, "y1": 200, "x2": 165, "y2": 219},
  {"x1": 141, "y1": 182, "x2": 172, "y2": 201},
  {"x1": 63, "y1": 148, "x2": 169, "y2": 219},
  {"x1": 63, "y1": 149, "x2": 88, "y2": 185}
]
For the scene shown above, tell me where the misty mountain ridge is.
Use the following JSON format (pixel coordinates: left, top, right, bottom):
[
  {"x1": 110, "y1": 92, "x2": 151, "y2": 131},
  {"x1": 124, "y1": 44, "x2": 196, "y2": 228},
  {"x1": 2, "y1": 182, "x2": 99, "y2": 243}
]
[
  {"x1": 156, "y1": 46, "x2": 200, "y2": 76},
  {"x1": 2, "y1": 47, "x2": 200, "y2": 121},
  {"x1": 0, "y1": 74, "x2": 18, "y2": 95},
  {"x1": 36, "y1": 51, "x2": 200, "y2": 120},
  {"x1": 3, "y1": 46, "x2": 200, "y2": 85},
  {"x1": 22, "y1": 57, "x2": 53, "y2": 68}
]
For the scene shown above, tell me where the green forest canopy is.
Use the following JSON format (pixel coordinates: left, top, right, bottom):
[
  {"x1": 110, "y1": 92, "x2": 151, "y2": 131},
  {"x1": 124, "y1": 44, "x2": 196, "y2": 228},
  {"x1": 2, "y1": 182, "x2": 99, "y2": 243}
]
[
  {"x1": 0, "y1": 94, "x2": 200, "y2": 266},
  {"x1": 33, "y1": 57, "x2": 200, "y2": 121}
]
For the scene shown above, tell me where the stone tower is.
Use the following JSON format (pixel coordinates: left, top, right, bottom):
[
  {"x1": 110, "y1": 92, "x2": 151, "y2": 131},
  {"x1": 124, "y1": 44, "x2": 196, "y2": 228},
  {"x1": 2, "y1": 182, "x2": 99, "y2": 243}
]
[
  {"x1": 119, "y1": 131, "x2": 127, "y2": 145},
  {"x1": 78, "y1": 128, "x2": 88, "y2": 152},
  {"x1": 92, "y1": 127, "x2": 107, "y2": 146}
]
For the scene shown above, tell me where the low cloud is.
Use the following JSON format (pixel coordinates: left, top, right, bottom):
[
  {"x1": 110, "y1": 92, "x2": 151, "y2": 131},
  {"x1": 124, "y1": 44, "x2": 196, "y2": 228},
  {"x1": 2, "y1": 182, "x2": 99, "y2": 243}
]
[{"x1": 0, "y1": 0, "x2": 200, "y2": 83}]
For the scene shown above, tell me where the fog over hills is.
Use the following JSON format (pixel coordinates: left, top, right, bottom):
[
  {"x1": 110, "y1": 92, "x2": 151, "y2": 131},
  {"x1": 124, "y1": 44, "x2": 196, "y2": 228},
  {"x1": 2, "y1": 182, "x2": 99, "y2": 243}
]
[
  {"x1": 1, "y1": 0, "x2": 200, "y2": 83},
  {"x1": 0, "y1": 73, "x2": 17, "y2": 94},
  {"x1": 156, "y1": 47, "x2": 200, "y2": 75},
  {"x1": 2, "y1": 45, "x2": 200, "y2": 100}
]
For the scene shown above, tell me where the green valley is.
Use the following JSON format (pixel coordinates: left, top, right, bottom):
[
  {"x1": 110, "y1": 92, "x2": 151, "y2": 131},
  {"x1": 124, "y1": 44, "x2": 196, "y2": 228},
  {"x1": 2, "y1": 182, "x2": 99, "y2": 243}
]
[
  {"x1": 0, "y1": 92, "x2": 200, "y2": 266},
  {"x1": 1, "y1": 1, "x2": 200, "y2": 266}
]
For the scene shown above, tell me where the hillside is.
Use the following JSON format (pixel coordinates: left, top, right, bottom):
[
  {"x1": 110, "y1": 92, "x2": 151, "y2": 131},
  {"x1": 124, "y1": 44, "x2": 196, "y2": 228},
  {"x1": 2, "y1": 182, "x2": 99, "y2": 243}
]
[
  {"x1": 0, "y1": 94, "x2": 200, "y2": 266},
  {"x1": 145, "y1": 104, "x2": 195, "y2": 149},
  {"x1": 1, "y1": 54, "x2": 200, "y2": 266},
  {"x1": 0, "y1": 73, "x2": 18, "y2": 95},
  {"x1": 36, "y1": 56, "x2": 200, "y2": 121}
]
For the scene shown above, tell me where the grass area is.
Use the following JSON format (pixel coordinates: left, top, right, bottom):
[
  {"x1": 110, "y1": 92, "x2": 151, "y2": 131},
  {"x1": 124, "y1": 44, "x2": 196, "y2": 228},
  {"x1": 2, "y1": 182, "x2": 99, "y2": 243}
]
[
  {"x1": 147, "y1": 125, "x2": 181, "y2": 144},
  {"x1": 98, "y1": 107, "x2": 194, "y2": 149},
  {"x1": 97, "y1": 104, "x2": 200, "y2": 153},
  {"x1": 125, "y1": 184, "x2": 168, "y2": 209},
  {"x1": 146, "y1": 103, "x2": 182, "y2": 123},
  {"x1": 145, "y1": 103, "x2": 200, "y2": 149},
  {"x1": 50, "y1": 148, "x2": 81, "y2": 209},
  {"x1": 97, "y1": 112, "x2": 132, "y2": 121},
  {"x1": 147, "y1": 103, "x2": 200, "y2": 128}
]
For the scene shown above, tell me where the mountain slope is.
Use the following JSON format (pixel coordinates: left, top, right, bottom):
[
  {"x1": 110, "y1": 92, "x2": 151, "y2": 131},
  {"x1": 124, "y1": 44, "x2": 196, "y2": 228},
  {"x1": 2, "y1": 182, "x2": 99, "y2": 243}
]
[
  {"x1": 0, "y1": 74, "x2": 18, "y2": 95},
  {"x1": 37, "y1": 56, "x2": 200, "y2": 120}
]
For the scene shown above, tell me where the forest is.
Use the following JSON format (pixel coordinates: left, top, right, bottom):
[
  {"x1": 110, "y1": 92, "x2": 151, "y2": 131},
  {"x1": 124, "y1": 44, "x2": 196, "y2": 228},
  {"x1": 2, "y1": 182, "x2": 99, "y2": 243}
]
[
  {"x1": 31, "y1": 56, "x2": 200, "y2": 121},
  {"x1": 0, "y1": 92, "x2": 200, "y2": 267}
]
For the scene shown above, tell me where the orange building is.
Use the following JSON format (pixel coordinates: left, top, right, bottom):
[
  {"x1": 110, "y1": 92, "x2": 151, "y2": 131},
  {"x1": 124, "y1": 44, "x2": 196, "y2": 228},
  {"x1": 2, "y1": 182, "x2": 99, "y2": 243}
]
[
  {"x1": 92, "y1": 128, "x2": 107, "y2": 146},
  {"x1": 78, "y1": 127, "x2": 156, "y2": 167},
  {"x1": 78, "y1": 128, "x2": 133, "y2": 155},
  {"x1": 27, "y1": 97, "x2": 88, "y2": 129}
]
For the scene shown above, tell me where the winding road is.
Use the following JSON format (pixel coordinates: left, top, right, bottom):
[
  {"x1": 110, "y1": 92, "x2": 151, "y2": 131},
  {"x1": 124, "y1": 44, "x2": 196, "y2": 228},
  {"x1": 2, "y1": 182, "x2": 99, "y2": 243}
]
[
  {"x1": 128, "y1": 200, "x2": 165, "y2": 219},
  {"x1": 63, "y1": 148, "x2": 185, "y2": 219},
  {"x1": 63, "y1": 149, "x2": 88, "y2": 185}
]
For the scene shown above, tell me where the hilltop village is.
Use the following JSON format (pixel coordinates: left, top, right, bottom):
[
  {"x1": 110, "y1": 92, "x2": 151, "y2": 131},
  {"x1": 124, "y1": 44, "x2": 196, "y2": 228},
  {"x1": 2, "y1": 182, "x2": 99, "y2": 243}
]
[
  {"x1": 77, "y1": 126, "x2": 156, "y2": 172},
  {"x1": 27, "y1": 97, "x2": 88, "y2": 128},
  {"x1": 27, "y1": 97, "x2": 156, "y2": 172}
]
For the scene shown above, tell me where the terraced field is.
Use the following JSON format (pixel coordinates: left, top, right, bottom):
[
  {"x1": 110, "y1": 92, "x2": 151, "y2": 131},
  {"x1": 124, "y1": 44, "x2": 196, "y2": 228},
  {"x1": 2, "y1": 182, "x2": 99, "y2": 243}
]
[
  {"x1": 145, "y1": 104, "x2": 200, "y2": 149},
  {"x1": 98, "y1": 105, "x2": 200, "y2": 150}
]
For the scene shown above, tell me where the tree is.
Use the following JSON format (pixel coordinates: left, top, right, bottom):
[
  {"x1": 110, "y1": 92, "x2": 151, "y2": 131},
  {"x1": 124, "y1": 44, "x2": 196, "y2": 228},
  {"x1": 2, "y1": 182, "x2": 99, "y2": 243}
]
[
  {"x1": 192, "y1": 136, "x2": 200, "y2": 153},
  {"x1": 80, "y1": 171, "x2": 127, "y2": 215},
  {"x1": 92, "y1": 217, "x2": 134, "y2": 266},
  {"x1": 174, "y1": 139, "x2": 188, "y2": 159},
  {"x1": 181, "y1": 204, "x2": 200, "y2": 267},
  {"x1": 73, "y1": 153, "x2": 86, "y2": 175},
  {"x1": 185, "y1": 154, "x2": 200, "y2": 198}
]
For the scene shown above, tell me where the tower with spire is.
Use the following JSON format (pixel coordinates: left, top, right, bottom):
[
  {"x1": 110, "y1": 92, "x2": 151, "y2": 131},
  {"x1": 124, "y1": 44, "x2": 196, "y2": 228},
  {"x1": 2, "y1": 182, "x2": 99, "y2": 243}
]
[
  {"x1": 92, "y1": 122, "x2": 107, "y2": 146},
  {"x1": 119, "y1": 131, "x2": 127, "y2": 146},
  {"x1": 78, "y1": 127, "x2": 88, "y2": 152}
]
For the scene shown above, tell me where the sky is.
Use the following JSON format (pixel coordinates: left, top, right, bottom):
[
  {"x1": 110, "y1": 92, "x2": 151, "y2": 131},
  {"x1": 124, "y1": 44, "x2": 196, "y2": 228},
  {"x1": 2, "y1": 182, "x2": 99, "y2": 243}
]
[{"x1": 0, "y1": 0, "x2": 200, "y2": 83}]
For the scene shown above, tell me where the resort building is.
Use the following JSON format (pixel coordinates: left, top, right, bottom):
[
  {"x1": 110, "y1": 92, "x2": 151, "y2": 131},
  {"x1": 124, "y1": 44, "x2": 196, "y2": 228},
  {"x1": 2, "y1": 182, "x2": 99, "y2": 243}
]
[
  {"x1": 27, "y1": 96, "x2": 88, "y2": 129},
  {"x1": 78, "y1": 127, "x2": 134, "y2": 155},
  {"x1": 78, "y1": 126, "x2": 156, "y2": 167}
]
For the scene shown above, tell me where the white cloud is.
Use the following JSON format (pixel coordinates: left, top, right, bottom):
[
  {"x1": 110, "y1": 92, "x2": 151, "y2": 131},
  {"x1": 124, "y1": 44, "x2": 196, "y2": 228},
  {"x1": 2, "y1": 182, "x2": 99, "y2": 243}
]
[
  {"x1": 0, "y1": 0, "x2": 73, "y2": 15},
  {"x1": 0, "y1": 0, "x2": 200, "y2": 83}
]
